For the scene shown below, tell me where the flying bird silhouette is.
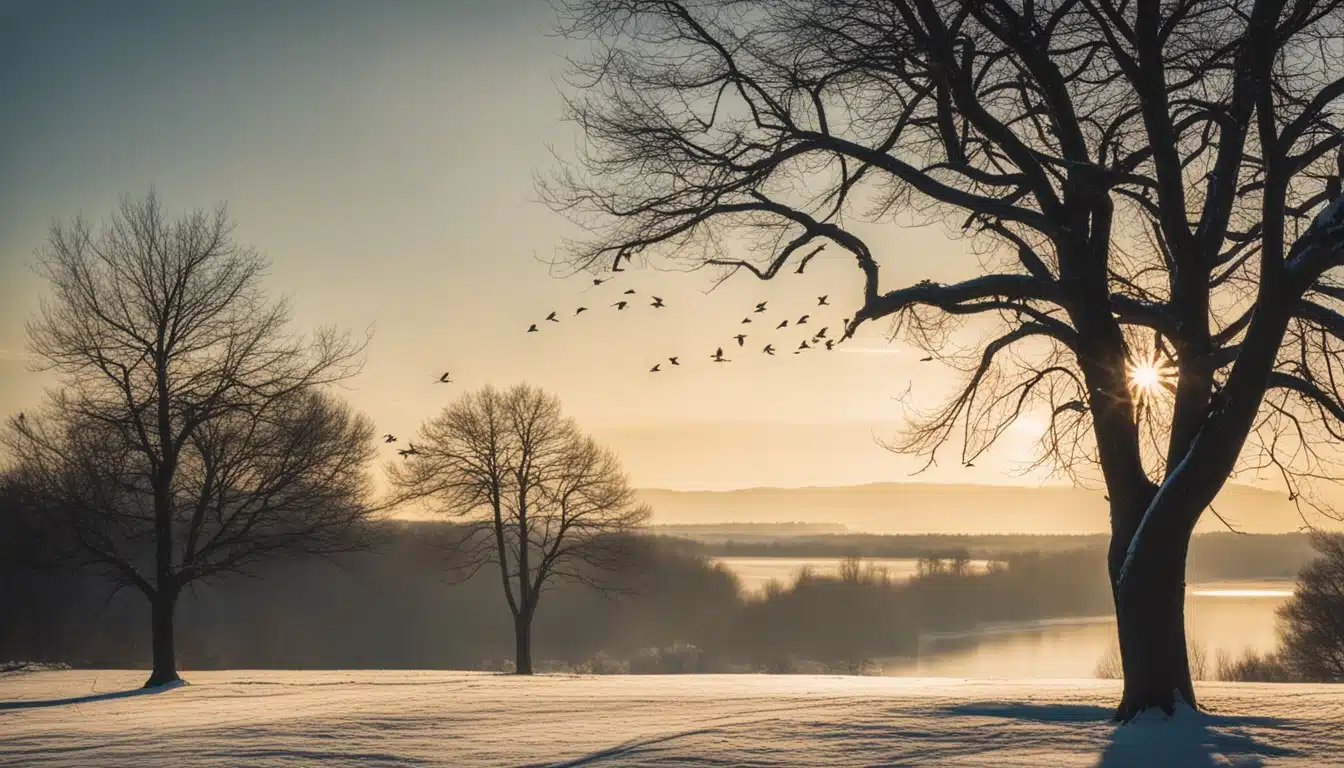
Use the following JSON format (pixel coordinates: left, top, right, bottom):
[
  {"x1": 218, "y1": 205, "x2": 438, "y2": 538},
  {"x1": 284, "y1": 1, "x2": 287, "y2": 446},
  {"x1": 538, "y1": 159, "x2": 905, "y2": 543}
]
[
  {"x1": 964, "y1": 461, "x2": 976, "y2": 468},
  {"x1": 668, "y1": 357, "x2": 680, "y2": 366},
  {"x1": 818, "y1": 295, "x2": 829, "y2": 306},
  {"x1": 776, "y1": 320, "x2": 788, "y2": 329},
  {"x1": 398, "y1": 444, "x2": 420, "y2": 458},
  {"x1": 650, "y1": 364, "x2": 661, "y2": 373},
  {"x1": 762, "y1": 344, "x2": 775, "y2": 355},
  {"x1": 651, "y1": 296, "x2": 665, "y2": 308},
  {"x1": 734, "y1": 334, "x2": 746, "y2": 346},
  {"x1": 624, "y1": 288, "x2": 636, "y2": 295},
  {"x1": 593, "y1": 278, "x2": 607, "y2": 286},
  {"x1": 754, "y1": 301, "x2": 768, "y2": 313},
  {"x1": 797, "y1": 314, "x2": 809, "y2": 325},
  {"x1": 383, "y1": 434, "x2": 397, "y2": 443},
  {"x1": 813, "y1": 327, "x2": 828, "y2": 339},
  {"x1": 825, "y1": 340, "x2": 835, "y2": 350},
  {"x1": 798, "y1": 341, "x2": 811, "y2": 350},
  {"x1": 575, "y1": 307, "x2": 588, "y2": 315},
  {"x1": 920, "y1": 356, "x2": 934, "y2": 362},
  {"x1": 527, "y1": 324, "x2": 538, "y2": 333},
  {"x1": 546, "y1": 311, "x2": 559, "y2": 322},
  {"x1": 613, "y1": 301, "x2": 628, "y2": 310},
  {"x1": 438, "y1": 372, "x2": 452, "y2": 383},
  {"x1": 741, "y1": 317, "x2": 752, "y2": 324},
  {"x1": 711, "y1": 347, "x2": 730, "y2": 362}
]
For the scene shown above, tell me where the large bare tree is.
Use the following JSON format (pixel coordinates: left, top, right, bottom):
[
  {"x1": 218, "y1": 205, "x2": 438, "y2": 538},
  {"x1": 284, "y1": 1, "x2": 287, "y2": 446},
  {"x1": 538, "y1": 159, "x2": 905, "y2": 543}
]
[
  {"x1": 546, "y1": 0, "x2": 1344, "y2": 717},
  {"x1": 2, "y1": 192, "x2": 376, "y2": 687},
  {"x1": 387, "y1": 384, "x2": 650, "y2": 674}
]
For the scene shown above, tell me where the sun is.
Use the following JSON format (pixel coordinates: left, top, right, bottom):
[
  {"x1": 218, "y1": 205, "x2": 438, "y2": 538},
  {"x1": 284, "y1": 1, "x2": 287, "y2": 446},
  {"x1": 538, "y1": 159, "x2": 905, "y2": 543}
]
[{"x1": 1127, "y1": 350, "x2": 1177, "y2": 407}]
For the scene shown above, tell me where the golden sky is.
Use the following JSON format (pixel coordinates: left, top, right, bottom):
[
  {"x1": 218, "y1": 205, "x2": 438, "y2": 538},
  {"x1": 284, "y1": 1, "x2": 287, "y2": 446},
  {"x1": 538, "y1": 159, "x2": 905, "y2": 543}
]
[{"x1": 0, "y1": 0, "x2": 1098, "y2": 491}]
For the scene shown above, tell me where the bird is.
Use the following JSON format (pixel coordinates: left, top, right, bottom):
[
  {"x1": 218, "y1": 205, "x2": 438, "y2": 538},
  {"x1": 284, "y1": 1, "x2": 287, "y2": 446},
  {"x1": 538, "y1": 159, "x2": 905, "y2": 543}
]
[
  {"x1": 920, "y1": 355, "x2": 934, "y2": 362},
  {"x1": 798, "y1": 341, "x2": 811, "y2": 351},
  {"x1": 438, "y1": 372, "x2": 452, "y2": 383},
  {"x1": 797, "y1": 314, "x2": 810, "y2": 325},
  {"x1": 741, "y1": 317, "x2": 752, "y2": 324},
  {"x1": 734, "y1": 334, "x2": 747, "y2": 346},
  {"x1": 651, "y1": 296, "x2": 665, "y2": 308},
  {"x1": 825, "y1": 340, "x2": 834, "y2": 350},
  {"x1": 624, "y1": 288, "x2": 636, "y2": 295},
  {"x1": 546, "y1": 311, "x2": 559, "y2": 322},
  {"x1": 575, "y1": 307, "x2": 588, "y2": 315},
  {"x1": 613, "y1": 301, "x2": 628, "y2": 310},
  {"x1": 398, "y1": 444, "x2": 420, "y2": 458},
  {"x1": 776, "y1": 319, "x2": 789, "y2": 329},
  {"x1": 754, "y1": 301, "x2": 768, "y2": 313},
  {"x1": 527, "y1": 324, "x2": 538, "y2": 333},
  {"x1": 650, "y1": 363, "x2": 661, "y2": 373},
  {"x1": 763, "y1": 344, "x2": 775, "y2": 355},
  {"x1": 712, "y1": 347, "x2": 729, "y2": 362},
  {"x1": 964, "y1": 461, "x2": 975, "y2": 468},
  {"x1": 818, "y1": 295, "x2": 829, "y2": 306},
  {"x1": 383, "y1": 434, "x2": 397, "y2": 443},
  {"x1": 593, "y1": 278, "x2": 607, "y2": 286},
  {"x1": 814, "y1": 327, "x2": 828, "y2": 339},
  {"x1": 669, "y1": 357, "x2": 680, "y2": 366}
]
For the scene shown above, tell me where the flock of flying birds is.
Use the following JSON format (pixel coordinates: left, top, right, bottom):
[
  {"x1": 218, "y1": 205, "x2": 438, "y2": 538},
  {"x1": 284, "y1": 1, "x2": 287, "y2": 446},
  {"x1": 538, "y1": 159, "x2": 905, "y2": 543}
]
[
  {"x1": 384, "y1": 277, "x2": 865, "y2": 459},
  {"x1": 380, "y1": 371, "x2": 454, "y2": 457},
  {"x1": 525, "y1": 276, "x2": 853, "y2": 374}
]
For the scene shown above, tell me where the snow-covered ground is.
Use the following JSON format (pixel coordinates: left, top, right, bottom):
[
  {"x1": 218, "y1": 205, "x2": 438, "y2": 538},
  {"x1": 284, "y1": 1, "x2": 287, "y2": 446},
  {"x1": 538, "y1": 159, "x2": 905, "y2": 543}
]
[{"x1": 2, "y1": 671, "x2": 1341, "y2": 766}]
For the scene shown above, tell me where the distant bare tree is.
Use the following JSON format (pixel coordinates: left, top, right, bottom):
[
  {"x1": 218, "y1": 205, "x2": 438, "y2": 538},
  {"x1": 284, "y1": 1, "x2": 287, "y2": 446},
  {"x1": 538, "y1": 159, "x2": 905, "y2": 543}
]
[
  {"x1": 387, "y1": 384, "x2": 650, "y2": 674},
  {"x1": 1277, "y1": 532, "x2": 1344, "y2": 680},
  {"x1": 1, "y1": 192, "x2": 376, "y2": 687},
  {"x1": 547, "y1": 0, "x2": 1344, "y2": 718}
]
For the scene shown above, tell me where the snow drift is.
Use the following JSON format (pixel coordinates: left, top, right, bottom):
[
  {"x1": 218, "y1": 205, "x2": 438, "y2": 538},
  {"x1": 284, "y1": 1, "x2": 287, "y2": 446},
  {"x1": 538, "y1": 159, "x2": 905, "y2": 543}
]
[{"x1": 1, "y1": 671, "x2": 1340, "y2": 766}]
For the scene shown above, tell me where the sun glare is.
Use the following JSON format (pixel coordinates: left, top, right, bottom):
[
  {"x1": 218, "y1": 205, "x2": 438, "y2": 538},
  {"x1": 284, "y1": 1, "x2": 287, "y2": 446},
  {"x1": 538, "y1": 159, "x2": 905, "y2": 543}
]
[{"x1": 1126, "y1": 351, "x2": 1177, "y2": 408}]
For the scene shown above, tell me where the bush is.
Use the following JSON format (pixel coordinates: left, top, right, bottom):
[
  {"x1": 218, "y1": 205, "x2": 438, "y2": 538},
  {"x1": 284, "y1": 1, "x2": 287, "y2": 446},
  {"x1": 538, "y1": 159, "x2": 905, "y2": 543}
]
[
  {"x1": 1215, "y1": 648, "x2": 1294, "y2": 682},
  {"x1": 1277, "y1": 532, "x2": 1344, "y2": 682}
]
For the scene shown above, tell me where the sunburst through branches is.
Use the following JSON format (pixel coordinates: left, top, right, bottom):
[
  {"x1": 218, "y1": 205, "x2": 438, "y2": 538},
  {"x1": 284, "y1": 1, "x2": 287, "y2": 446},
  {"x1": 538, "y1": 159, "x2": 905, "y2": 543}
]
[{"x1": 1126, "y1": 349, "x2": 1178, "y2": 414}]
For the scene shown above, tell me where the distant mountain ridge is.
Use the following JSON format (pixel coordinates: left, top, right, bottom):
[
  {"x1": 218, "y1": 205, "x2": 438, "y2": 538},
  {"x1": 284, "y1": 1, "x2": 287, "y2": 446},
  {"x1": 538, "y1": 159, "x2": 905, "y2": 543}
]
[{"x1": 636, "y1": 482, "x2": 1315, "y2": 535}]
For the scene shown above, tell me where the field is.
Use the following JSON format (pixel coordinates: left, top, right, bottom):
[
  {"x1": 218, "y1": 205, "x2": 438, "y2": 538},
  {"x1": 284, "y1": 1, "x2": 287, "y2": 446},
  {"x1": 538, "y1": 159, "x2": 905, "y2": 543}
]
[{"x1": 2, "y1": 670, "x2": 1342, "y2": 766}]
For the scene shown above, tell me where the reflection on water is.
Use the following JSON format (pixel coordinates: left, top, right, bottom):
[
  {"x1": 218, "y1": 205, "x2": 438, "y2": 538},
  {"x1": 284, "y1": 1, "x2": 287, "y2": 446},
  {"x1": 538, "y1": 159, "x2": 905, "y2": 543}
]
[
  {"x1": 709, "y1": 557, "x2": 1294, "y2": 678},
  {"x1": 880, "y1": 581, "x2": 1293, "y2": 678},
  {"x1": 713, "y1": 556, "x2": 991, "y2": 594}
]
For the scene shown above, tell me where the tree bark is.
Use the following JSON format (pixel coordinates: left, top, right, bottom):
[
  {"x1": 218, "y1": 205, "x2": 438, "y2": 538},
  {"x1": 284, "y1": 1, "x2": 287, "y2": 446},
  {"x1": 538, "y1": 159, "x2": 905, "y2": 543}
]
[
  {"x1": 513, "y1": 611, "x2": 534, "y2": 675},
  {"x1": 144, "y1": 588, "x2": 182, "y2": 688},
  {"x1": 1111, "y1": 524, "x2": 1196, "y2": 721}
]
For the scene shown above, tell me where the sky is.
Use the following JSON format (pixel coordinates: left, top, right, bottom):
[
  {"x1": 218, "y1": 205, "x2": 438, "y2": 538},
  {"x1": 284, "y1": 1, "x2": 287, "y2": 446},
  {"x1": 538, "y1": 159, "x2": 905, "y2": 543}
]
[{"x1": 0, "y1": 0, "x2": 1055, "y2": 491}]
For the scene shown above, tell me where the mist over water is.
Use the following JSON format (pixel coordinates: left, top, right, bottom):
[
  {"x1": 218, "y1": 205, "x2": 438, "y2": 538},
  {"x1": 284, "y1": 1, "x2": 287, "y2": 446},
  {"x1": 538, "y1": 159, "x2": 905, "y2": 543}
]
[{"x1": 712, "y1": 556, "x2": 1291, "y2": 678}]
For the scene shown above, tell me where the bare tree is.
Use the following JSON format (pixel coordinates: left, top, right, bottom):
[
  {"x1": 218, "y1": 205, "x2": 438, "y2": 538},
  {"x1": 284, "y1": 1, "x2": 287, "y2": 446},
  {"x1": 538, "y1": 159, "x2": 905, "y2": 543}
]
[
  {"x1": 1278, "y1": 532, "x2": 1344, "y2": 680},
  {"x1": 1, "y1": 192, "x2": 376, "y2": 687},
  {"x1": 387, "y1": 384, "x2": 650, "y2": 674},
  {"x1": 547, "y1": 0, "x2": 1344, "y2": 717}
]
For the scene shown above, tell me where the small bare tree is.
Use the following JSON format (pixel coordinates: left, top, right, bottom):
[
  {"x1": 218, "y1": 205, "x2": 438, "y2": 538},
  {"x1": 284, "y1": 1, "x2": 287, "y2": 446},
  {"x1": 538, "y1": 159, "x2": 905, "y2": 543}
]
[
  {"x1": 1, "y1": 192, "x2": 376, "y2": 687},
  {"x1": 387, "y1": 384, "x2": 650, "y2": 674}
]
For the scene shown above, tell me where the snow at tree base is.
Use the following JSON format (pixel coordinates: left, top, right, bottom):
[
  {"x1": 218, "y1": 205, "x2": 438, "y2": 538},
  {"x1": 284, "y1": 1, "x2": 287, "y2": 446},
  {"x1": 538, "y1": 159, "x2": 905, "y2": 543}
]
[{"x1": 2, "y1": 671, "x2": 1342, "y2": 766}]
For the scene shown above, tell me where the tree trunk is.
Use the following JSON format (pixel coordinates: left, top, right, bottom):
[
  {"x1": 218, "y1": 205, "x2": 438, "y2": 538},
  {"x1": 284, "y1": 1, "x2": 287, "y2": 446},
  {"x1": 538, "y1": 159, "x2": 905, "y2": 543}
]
[
  {"x1": 1111, "y1": 527, "x2": 1196, "y2": 721},
  {"x1": 513, "y1": 611, "x2": 534, "y2": 675},
  {"x1": 144, "y1": 589, "x2": 181, "y2": 688}
]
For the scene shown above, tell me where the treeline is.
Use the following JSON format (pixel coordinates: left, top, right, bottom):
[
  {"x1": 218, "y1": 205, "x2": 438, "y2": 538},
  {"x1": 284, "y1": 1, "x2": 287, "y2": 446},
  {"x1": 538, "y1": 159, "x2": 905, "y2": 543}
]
[
  {"x1": 684, "y1": 532, "x2": 1317, "y2": 583},
  {"x1": 1, "y1": 522, "x2": 1114, "y2": 673}
]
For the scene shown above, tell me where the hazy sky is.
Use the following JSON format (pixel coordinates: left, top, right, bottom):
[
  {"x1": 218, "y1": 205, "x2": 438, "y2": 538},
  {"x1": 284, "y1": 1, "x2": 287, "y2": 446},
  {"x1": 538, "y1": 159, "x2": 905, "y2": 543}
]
[{"x1": 0, "y1": 0, "x2": 1049, "y2": 490}]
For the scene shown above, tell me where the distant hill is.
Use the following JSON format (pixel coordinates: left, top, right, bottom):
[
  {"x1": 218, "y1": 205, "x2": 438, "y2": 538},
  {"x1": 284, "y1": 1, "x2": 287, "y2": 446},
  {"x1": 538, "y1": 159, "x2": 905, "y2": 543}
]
[{"x1": 636, "y1": 482, "x2": 1316, "y2": 535}]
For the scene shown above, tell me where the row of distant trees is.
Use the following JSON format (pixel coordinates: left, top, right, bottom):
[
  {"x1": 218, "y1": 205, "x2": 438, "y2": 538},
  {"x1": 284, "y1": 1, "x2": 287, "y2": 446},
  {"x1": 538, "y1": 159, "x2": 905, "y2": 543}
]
[{"x1": 0, "y1": 194, "x2": 647, "y2": 686}]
